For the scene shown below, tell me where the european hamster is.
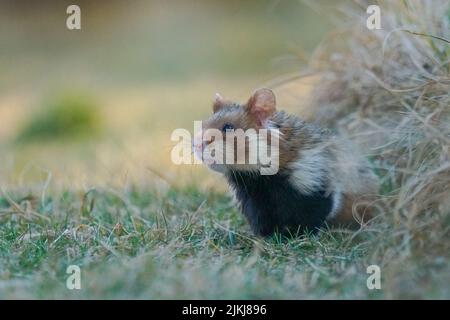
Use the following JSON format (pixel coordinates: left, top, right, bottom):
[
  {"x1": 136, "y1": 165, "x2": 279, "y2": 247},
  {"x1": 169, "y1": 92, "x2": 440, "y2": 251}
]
[{"x1": 193, "y1": 88, "x2": 378, "y2": 237}]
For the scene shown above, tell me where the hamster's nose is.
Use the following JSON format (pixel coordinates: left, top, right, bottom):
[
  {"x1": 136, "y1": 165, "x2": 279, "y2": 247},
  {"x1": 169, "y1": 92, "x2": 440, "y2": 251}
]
[
  {"x1": 192, "y1": 129, "x2": 215, "y2": 154},
  {"x1": 192, "y1": 130, "x2": 205, "y2": 152}
]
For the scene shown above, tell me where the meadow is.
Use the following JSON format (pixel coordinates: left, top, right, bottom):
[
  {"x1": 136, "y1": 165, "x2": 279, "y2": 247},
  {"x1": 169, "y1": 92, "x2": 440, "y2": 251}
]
[{"x1": 0, "y1": 1, "x2": 449, "y2": 299}]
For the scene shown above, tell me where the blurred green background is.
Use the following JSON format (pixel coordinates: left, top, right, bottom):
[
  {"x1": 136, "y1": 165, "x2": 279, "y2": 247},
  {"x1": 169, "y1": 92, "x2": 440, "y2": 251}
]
[{"x1": 0, "y1": 0, "x2": 333, "y2": 190}]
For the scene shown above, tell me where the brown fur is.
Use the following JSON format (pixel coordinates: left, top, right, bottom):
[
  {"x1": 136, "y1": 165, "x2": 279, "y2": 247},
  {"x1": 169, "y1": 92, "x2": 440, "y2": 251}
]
[{"x1": 327, "y1": 193, "x2": 377, "y2": 228}]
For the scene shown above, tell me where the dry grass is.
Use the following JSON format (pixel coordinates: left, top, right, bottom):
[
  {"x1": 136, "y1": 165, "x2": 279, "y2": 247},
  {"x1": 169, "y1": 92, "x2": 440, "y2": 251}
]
[{"x1": 303, "y1": 0, "x2": 450, "y2": 281}]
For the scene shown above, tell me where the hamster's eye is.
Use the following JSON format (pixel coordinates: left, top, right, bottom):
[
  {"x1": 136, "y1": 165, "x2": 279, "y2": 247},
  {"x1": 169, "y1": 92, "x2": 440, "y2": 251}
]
[{"x1": 222, "y1": 123, "x2": 234, "y2": 132}]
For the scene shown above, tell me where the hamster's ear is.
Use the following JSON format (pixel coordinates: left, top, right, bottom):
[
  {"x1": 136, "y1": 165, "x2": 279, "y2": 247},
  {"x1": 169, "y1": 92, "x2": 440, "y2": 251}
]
[
  {"x1": 213, "y1": 93, "x2": 228, "y2": 113},
  {"x1": 246, "y1": 88, "x2": 276, "y2": 126}
]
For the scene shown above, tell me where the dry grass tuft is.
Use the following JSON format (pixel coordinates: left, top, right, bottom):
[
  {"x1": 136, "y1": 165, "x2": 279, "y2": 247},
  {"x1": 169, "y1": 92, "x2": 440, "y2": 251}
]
[{"x1": 307, "y1": 0, "x2": 450, "y2": 266}]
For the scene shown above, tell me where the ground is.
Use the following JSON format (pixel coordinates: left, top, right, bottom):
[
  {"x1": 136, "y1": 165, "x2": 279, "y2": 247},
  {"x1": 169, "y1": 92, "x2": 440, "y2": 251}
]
[{"x1": 0, "y1": 186, "x2": 448, "y2": 299}]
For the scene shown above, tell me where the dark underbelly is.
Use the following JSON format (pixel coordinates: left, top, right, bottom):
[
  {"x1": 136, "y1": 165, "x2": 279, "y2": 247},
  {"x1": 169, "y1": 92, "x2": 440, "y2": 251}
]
[{"x1": 226, "y1": 171, "x2": 333, "y2": 237}]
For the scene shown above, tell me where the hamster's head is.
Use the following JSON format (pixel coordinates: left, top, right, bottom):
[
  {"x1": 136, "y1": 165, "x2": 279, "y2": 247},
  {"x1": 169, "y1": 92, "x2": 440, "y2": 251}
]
[{"x1": 192, "y1": 88, "x2": 279, "y2": 174}]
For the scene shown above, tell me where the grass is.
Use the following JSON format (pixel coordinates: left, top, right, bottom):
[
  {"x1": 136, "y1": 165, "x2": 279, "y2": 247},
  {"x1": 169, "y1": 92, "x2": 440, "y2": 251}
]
[
  {"x1": 0, "y1": 186, "x2": 447, "y2": 299},
  {"x1": 17, "y1": 92, "x2": 102, "y2": 143}
]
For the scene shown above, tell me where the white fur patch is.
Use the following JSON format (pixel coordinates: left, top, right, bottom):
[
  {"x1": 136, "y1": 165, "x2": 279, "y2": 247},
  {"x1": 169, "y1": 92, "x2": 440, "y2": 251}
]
[
  {"x1": 289, "y1": 146, "x2": 343, "y2": 218},
  {"x1": 328, "y1": 189, "x2": 342, "y2": 218},
  {"x1": 288, "y1": 146, "x2": 328, "y2": 195}
]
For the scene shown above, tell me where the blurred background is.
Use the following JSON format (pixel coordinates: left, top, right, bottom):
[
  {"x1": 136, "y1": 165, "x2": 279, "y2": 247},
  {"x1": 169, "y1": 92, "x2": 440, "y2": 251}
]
[{"x1": 0, "y1": 0, "x2": 335, "y2": 192}]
